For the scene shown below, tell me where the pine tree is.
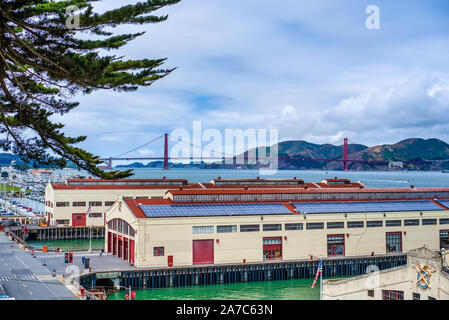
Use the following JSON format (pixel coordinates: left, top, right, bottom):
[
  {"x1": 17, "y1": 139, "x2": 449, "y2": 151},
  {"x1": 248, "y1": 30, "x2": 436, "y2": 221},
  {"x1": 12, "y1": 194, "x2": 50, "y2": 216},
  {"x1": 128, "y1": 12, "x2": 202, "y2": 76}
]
[{"x1": 0, "y1": 0, "x2": 180, "y2": 179}]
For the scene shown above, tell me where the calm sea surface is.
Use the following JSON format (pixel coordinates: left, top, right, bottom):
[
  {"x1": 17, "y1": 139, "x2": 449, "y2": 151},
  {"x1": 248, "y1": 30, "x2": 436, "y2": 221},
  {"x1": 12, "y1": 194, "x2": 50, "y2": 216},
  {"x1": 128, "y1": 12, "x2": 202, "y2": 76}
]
[
  {"x1": 38, "y1": 169, "x2": 449, "y2": 300},
  {"x1": 119, "y1": 168, "x2": 449, "y2": 188},
  {"x1": 107, "y1": 279, "x2": 321, "y2": 300}
]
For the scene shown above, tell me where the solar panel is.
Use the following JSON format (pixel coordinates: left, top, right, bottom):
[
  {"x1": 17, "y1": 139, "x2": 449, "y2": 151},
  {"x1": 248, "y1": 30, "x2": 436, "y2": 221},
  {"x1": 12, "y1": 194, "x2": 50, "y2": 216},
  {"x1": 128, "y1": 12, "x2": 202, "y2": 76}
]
[
  {"x1": 437, "y1": 200, "x2": 449, "y2": 209},
  {"x1": 140, "y1": 203, "x2": 292, "y2": 218},
  {"x1": 292, "y1": 200, "x2": 443, "y2": 214}
]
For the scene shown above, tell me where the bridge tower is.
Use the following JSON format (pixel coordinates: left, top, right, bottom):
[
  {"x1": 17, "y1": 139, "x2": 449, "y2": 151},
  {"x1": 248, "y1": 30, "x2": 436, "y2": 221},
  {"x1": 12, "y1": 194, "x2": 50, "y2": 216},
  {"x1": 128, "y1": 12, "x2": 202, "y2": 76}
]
[
  {"x1": 164, "y1": 133, "x2": 169, "y2": 170},
  {"x1": 343, "y1": 138, "x2": 349, "y2": 171}
]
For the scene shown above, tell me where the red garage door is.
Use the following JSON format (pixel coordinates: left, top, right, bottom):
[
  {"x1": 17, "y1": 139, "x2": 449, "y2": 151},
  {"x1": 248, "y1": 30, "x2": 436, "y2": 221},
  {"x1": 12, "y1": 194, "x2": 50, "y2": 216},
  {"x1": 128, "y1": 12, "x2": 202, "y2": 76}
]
[
  {"x1": 72, "y1": 213, "x2": 86, "y2": 227},
  {"x1": 193, "y1": 240, "x2": 214, "y2": 265},
  {"x1": 107, "y1": 232, "x2": 112, "y2": 254}
]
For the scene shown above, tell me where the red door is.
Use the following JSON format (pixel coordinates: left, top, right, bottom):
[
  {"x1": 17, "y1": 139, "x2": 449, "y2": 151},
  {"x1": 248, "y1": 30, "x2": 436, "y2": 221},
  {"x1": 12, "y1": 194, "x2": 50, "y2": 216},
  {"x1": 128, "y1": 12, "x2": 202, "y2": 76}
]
[
  {"x1": 113, "y1": 234, "x2": 117, "y2": 256},
  {"x1": 72, "y1": 213, "x2": 86, "y2": 227},
  {"x1": 193, "y1": 240, "x2": 214, "y2": 265},
  {"x1": 263, "y1": 237, "x2": 282, "y2": 261},
  {"x1": 168, "y1": 255, "x2": 173, "y2": 267},
  {"x1": 129, "y1": 240, "x2": 135, "y2": 264},
  {"x1": 107, "y1": 232, "x2": 112, "y2": 254},
  {"x1": 118, "y1": 236, "x2": 123, "y2": 258},
  {"x1": 123, "y1": 238, "x2": 128, "y2": 261}
]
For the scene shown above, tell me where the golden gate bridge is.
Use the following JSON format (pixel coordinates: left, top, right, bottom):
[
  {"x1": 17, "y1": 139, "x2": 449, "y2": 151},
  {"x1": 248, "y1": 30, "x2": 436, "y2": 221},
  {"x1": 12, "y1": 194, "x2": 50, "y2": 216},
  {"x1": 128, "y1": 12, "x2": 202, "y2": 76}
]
[{"x1": 98, "y1": 134, "x2": 433, "y2": 171}]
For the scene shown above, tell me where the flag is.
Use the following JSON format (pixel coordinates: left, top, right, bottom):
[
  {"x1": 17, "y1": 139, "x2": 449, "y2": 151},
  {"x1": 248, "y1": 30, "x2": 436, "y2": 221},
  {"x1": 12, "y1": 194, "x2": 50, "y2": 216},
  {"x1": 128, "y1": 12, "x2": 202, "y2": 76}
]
[
  {"x1": 311, "y1": 260, "x2": 322, "y2": 289},
  {"x1": 85, "y1": 204, "x2": 92, "y2": 217}
]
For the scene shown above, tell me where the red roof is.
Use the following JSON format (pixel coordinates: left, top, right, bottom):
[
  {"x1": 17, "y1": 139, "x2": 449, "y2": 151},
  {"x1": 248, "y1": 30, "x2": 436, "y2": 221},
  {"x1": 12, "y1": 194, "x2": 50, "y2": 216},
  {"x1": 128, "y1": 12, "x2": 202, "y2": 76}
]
[
  {"x1": 52, "y1": 183, "x2": 203, "y2": 190},
  {"x1": 316, "y1": 182, "x2": 364, "y2": 188},
  {"x1": 201, "y1": 183, "x2": 318, "y2": 189},
  {"x1": 167, "y1": 187, "x2": 449, "y2": 195}
]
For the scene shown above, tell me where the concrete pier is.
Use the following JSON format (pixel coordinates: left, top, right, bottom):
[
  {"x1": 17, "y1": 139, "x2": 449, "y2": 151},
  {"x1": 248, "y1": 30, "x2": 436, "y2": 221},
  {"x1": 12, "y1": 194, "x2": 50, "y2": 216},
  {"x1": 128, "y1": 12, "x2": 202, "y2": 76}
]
[
  {"x1": 9, "y1": 226, "x2": 105, "y2": 242},
  {"x1": 79, "y1": 254, "x2": 408, "y2": 291}
]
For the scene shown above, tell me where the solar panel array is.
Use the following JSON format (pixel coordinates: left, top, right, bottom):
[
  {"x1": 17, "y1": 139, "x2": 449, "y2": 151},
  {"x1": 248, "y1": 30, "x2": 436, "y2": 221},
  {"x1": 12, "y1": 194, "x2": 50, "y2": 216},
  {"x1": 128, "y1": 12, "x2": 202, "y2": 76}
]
[
  {"x1": 292, "y1": 200, "x2": 443, "y2": 214},
  {"x1": 437, "y1": 200, "x2": 449, "y2": 209},
  {"x1": 140, "y1": 203, "x2": 292, "y2": 218}
]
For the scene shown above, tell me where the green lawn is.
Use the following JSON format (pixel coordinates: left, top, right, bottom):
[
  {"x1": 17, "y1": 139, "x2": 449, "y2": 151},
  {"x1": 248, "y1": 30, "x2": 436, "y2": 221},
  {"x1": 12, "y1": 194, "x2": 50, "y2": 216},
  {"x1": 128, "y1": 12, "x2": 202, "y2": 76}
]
[{"x1": 0, "y1": 183, "x2": 31, "y2": 193}]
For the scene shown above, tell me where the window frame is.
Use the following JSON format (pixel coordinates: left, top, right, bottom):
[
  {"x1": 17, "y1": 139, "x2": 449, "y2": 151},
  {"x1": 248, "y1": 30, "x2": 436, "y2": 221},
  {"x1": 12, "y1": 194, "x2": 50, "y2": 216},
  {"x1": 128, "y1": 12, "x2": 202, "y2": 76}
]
[
  {"x1": 240, "y1": 224, "x2": 260, "y2": 232},
  {"x1": 386, "y1": 232, "x2": 402, "y2": 254},
  {"x1": 153, "y1": 247, "x2": 164, "y2": 256}
]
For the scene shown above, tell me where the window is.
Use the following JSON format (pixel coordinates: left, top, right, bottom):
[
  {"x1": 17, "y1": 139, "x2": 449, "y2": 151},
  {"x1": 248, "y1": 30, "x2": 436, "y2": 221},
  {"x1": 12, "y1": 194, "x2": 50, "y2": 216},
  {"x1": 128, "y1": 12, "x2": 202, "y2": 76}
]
[
  {"x1": 263, "y1": 224, "x2": 282, "y2": 231},
  {"x1": 105, "y1": 201, "x2": 115, "y2": 207},
  {"x1": 306, "y1": 223, "x2": 324, "y2": 230},
  {"x1": 327, "y1": 234, "x2": 345, "y2": 256},
  {"x1": 382, "y1": 290, "x2": 404, "y2": 300},
  {"x1": 89, "y1": 212, "x2": 102, "y2": 218},
  {"x1": 136, "y1": 196, "x2": 148, "y2": 199},
  {"x1": 413, "y1": 293, "x2": 420, "y2": 300},
  {"x1": 72, "y1": 202, "x2": 86, "y2": 207},
  {"x1": 367, "y1": 290, "x2": 374, "y2": 298},
  {"x1": 367, "y1": 221, "x2": 383, "y2": 228},
  {"x1": 347, "y1": 221, "x2": 364, "y2": 228},
  {"x1": 386, "y1": 232, "x2": 402, "y2": 253},
  {"x1": 192, "y1": 226, "x2": 213, "y2": 234},
  {"x1": 240, "y1": 225, "x2": 260, "y2": 232},
  {"x1": 89, "y1": 201, "x2": 102, "y2": 207},
  {"x1": 217, "y1": 225, "x2": 237, "y2": 233},
  {"x1": 285, "y1": 223, "x2": 303, "y2": 231},
  {"x1": 440, "y1": 230, "x2": 449, "y2": 250},
  {"x1": 428, "y1": 296, "x2": 436, "y2": 300},
  {"x1": 327, "y1": 222, "x2": 344, "y2": 229},
  {"x1": 56, "y1": 202, "x2": 69, "y2": 207},
  {"x1": 440, "y1": 218, "x2": 449, "y2": 225},
  {"x1": 153, "y1": 247, "x2": 164, "y2": 256},
  {"x1": 422, "y1": 219, "x2": 437, "y2": 226},
  {"x1": 386, "y1": 220, "x2": 401, "y2": 227},
  {"x1": 404, "y1": 219, "x2": 419, "y2": 226},
  {"x1": 56, "y1": 219, "x2": 69, "y2": 225}
]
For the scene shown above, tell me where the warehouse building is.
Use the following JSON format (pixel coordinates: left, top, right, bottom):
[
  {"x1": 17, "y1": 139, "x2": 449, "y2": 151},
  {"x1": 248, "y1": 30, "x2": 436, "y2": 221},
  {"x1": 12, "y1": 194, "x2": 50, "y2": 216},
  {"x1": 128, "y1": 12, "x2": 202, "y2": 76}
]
[
  {"x1": 104, "y1": 187, "x2": 449, "y2": 268},
  {"x1": 44, "y1": 178, "x2": 200, "y2": 227},
  {"x1": 45, "y1": 176, "x2": 357, "y2": 227},
  {"x1": 322, "y1": 247, "x2": 449, "y2": 300}
]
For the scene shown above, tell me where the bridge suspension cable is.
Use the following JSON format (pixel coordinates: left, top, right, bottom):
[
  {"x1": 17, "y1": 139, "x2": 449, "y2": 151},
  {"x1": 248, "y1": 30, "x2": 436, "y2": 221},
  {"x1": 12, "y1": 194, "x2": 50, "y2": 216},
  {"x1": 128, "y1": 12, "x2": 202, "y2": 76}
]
[
  {"x1": 167, "y1": 133, "x2": 235, "y2": 159},
  {"x1": 112, "y1": 134, "x2": 165, "y2": 158}
]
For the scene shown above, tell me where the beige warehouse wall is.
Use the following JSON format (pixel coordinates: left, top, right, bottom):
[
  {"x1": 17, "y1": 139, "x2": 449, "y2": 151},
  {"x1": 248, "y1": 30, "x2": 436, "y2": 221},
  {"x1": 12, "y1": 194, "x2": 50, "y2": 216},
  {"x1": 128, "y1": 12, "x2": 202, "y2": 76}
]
[
  {"x1": 102, "y1": 200, "x2": 449, "y2": 268},
  {"x1": 45, "y1": 186, "x2": 168, "y2": 226}
]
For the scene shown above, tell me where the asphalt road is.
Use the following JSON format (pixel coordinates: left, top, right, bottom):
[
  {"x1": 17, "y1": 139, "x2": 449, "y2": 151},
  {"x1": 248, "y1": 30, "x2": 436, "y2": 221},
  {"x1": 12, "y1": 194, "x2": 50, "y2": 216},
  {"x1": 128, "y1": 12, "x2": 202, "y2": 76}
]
[{"x1": 0, "y1": 232, "x2": 78, "y2": 300}]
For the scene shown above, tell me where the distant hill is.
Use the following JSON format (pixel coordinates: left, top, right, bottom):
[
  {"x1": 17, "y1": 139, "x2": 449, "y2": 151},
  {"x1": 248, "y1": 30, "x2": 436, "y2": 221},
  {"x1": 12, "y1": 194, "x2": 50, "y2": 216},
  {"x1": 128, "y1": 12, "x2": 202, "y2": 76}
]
[
  {"x1": 115, "y1": 137, "x2": 449, "y2": 171},
  {"x1": 0, "y1": 153, "x2": 21, "y2": 167},
  {"x1": 344, "y1": 138, "x2": 449, "y2": 170}
]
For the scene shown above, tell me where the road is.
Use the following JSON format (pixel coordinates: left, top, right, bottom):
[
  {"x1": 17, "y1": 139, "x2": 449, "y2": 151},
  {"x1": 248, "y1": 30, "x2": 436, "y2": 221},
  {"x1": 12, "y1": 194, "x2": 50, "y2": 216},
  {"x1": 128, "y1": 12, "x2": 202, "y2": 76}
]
[{"x1": 0, "y1": 232, "x2": 77, "y2": 300}]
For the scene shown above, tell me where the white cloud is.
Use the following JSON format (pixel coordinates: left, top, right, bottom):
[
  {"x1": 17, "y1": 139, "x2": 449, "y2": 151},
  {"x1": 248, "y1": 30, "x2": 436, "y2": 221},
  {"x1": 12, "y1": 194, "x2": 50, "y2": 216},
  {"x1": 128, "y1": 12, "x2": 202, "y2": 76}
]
[{"x1": 51, "y1": 0, "x2": 449, "y2": 157}]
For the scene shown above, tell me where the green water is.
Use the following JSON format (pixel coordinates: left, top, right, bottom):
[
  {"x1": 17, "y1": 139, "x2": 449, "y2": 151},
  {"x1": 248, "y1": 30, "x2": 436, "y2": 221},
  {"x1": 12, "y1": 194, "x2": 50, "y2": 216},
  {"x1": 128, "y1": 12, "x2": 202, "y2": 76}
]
[
  {"x1": 27, "y1": 238, "x2": 104, "y2": 251},
  {"x1": 107, "y1": 279, "x2": 321, "y2": 300}
]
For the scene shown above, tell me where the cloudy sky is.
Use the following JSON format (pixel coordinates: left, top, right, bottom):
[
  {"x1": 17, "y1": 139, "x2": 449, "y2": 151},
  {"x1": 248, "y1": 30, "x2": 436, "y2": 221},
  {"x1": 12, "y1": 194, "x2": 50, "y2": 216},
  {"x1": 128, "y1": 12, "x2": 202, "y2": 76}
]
[{"x1": 54, "y1": 0, "x2": 449, "y2": 161}]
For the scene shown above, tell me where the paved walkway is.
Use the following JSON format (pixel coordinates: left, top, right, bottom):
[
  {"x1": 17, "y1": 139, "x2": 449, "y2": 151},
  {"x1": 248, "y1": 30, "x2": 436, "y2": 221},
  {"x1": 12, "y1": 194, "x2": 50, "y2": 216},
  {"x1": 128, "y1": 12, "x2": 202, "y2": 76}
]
[{"x1": 0, "y1": 232, "x2": 78, "y2": 300}]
